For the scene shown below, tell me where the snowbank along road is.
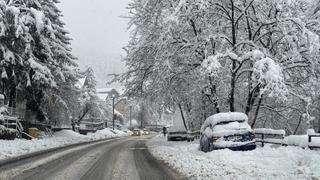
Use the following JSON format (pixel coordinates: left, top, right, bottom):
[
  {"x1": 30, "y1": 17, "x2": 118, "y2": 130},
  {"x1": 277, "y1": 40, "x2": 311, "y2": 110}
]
[{"x1": 0, "y1": 136, "x2": 183, "y2": 180}]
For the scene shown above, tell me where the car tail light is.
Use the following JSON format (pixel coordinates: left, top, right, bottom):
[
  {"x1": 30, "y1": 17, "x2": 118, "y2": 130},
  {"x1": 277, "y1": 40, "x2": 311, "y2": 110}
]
[
  {"x1": 250, "y1": 132, "x2": 255, "y2": 139},
  {"x1": 212, "y1": 136, "x2": 220, "y2": 142}
]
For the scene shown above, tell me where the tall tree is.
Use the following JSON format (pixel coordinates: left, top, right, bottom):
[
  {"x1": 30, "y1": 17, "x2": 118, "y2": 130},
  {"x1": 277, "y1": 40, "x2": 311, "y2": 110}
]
[{"x1": 122, "y1": 0, "x2": 320, "y2": 133}]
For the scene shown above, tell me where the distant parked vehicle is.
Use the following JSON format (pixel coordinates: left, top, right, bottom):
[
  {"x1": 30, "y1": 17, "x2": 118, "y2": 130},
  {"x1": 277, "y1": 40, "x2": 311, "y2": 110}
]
[
  {"x1": 167, "y1": 126, "x2": 187, "y2": 141},
  {"x1": 186, "y1": 132, "x2": 195, "y2": 142},
  {"x1": 200, "y1": 112, "x2": 256, "y2": 152},
  {"x1": 132, "y1": 129, "x2": 143, "y2": 136},
  {"x1": 143, "y1": 129, "x2": 150, "y2": 135}
]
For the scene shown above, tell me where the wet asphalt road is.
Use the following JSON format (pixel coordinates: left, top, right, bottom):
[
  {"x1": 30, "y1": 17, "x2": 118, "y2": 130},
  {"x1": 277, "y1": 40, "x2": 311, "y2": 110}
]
[{"x1": 0, "y1": 136, "x2": 183, "y2": 180}]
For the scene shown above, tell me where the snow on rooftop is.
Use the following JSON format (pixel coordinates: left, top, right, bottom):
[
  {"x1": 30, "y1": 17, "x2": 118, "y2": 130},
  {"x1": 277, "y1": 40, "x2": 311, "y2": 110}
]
[
  {"x1": 96, "y1": 93, "x2": 109, "y2": 101},
  {"x1": 75, "y1": 77, "x2": 86, "y2": 89},
  {"x1": 114, "y1": 109, "x2": 123, "y2": 117},
  {"x1": 96, "y1": 87, "x2": 113, "y2": 93}
]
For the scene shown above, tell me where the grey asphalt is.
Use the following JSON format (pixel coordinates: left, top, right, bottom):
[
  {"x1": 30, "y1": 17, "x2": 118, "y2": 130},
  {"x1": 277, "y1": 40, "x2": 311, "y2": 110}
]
[{"x1": 0, "y1": 136, "x2": 184, "y2": 180}]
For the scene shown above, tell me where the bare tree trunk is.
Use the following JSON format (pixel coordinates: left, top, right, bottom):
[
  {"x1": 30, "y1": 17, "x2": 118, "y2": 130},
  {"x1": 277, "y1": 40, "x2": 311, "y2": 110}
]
[
  {"x1": 9, "y1": 85, "x2": 16, "y2": 108},
  {"x1": 294, "y1": 114, "x2": 303, "y2": 135},
  {"x1": 318, "y1": 111, "x2": 320, "y2": 133},
  {"x1": 251, "y1": 95, "x2": 263, "y2": 127},
  {"x1": 201, "y1": 90, "x2": 206, "y2": 126},
  {"x1": 230, "y1": 0, "x2": 236, "y2": 112},
  {"x1": 178, "y1": 103, "x2": 188, "y2": 131},
  {"x1": 230, "y1": 73, "x2": 236, "y2": 112},
  {"x1": 210, "y1": 83, "x2": 220, "y2": 113},
  {"x1": 78, "y1": 105, "x2": 91, "y2": 123}
]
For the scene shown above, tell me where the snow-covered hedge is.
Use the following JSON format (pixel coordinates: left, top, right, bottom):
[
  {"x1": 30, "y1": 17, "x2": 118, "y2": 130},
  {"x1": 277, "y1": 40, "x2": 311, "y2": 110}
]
[{"x1": 0, "y1": 125, "x2": 16, "y2": 140}]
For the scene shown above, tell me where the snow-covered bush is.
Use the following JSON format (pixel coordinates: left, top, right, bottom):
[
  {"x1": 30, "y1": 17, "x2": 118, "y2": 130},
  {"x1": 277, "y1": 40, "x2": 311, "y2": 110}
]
[{"x1": 0, "y1": 125, "x2": 16, "y2": 140}]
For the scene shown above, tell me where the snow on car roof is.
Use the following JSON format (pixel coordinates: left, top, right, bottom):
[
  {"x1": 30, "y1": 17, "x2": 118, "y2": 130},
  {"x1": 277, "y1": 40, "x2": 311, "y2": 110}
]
[
  {"x1": 168, "y1": 126, "x2": 187, "y2": 132},
  {"x1": 200, "y1": 112, "x2": 248, "y2": 133}
]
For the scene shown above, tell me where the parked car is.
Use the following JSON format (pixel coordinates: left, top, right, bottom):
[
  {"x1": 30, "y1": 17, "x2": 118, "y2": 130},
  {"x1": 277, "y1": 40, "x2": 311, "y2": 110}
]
[
  {"x1": 200, "y1": 112, "x2": 256, "y2": 152},
  {"x1": 132, "y1": 129, "x2": 143, "y2": 136},
  {"x1": 143, "y1": 129, "x2": 150, "y2": 135},
  {"x1": 167, "y1": 126, "x2": 187, "y2": 141}
]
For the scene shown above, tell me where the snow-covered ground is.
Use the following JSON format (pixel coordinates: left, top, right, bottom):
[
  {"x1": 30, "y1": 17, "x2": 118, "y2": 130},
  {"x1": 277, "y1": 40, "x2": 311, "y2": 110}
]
[
  {"x1": 0, "y1": 128, "x2": 129, "y2": 161},
  {"x1": 147, "y1": 136, "x2": 320, "y2": 180}
]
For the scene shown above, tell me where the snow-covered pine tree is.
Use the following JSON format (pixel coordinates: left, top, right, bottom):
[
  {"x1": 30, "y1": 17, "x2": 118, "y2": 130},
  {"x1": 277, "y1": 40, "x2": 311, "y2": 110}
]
[
  {"x1": 0, "y1": 0, "x2": 79, "y2": 125},
  {"x1": 36, "y1": 0, "x2": 79, "y2": 126}
]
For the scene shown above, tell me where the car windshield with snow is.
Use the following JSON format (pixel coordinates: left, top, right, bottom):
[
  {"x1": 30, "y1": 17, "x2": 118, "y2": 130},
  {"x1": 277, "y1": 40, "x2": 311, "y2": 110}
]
[{"x1": 200, "y1": 112, "x2": 256, "y2": 152}]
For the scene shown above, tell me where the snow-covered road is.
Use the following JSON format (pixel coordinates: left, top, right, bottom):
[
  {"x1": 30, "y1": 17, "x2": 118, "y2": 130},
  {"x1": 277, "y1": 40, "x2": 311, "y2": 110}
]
[
  {"x1": 147, "y1": 136, "x2": 320, "y2": 180},
  {"x1": 0, "y1": 136, "x2": 182, "y2": 180}
]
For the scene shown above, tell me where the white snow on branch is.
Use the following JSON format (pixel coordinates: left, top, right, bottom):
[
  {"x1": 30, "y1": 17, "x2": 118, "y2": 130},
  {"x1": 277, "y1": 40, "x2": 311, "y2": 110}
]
[
  {"x1": 201, "y1": 54, "x2": 222, "y2": 76},
  {"x1": 28, "y1": 58, "x2": 56, "y2": 87},
  {"x1": 253, "y1": 57, "x2": 288, "y2": 100},
  {"x1": 30, "y1": 8, "x2": 44, "y2": 33}
]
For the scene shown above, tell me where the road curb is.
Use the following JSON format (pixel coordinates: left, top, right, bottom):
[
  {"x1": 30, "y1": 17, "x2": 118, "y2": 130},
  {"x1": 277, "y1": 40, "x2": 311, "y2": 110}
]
[{"x1": 0, "y1": 136, "x2": 125, "y2": 167}]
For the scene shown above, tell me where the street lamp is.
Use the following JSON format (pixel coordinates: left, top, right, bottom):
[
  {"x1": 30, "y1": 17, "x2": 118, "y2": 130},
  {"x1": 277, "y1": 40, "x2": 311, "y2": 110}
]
[
  {"x1": 112, "y1": 94, "x2": 115, "y2": 130},
  {"x1": 105, "y1": 97, "x2": 108, "y2": 128},
  {"x1": 129, "y1": 105, "x2": 132, "y2": 129}
]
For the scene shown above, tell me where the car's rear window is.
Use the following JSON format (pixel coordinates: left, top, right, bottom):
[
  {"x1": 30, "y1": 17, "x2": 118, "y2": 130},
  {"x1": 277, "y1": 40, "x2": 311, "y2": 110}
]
[
  {"x1": 216, "y1": 120, "x2": 245, "y2": 125},
  {"x1": 169, "y1": 131, "x2": 187, "y2": 134}
]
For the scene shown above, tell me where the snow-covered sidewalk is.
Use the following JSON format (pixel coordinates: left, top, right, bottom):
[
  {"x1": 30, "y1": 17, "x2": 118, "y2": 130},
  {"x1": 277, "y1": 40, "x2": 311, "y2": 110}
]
[
  {"x1": 0, "y1": 128, "x2": 129, "y2": 160},
  {"x1": 147, "y1": 136, "x2": 320, "y2": 180}
]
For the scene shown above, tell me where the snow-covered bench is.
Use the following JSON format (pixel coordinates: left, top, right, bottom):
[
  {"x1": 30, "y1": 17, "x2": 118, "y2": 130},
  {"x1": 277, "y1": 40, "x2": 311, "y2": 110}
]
[
  {"x1": 307, "y1": 129, "x2": 320, "y2": 149},
  {"x1": 253, "y1": 128, "x2": 286, "y2": 147}
]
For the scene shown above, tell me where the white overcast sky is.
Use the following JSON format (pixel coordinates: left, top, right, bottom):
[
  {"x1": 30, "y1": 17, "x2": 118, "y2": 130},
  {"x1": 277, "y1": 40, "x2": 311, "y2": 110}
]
[
  {"x1": 58, "y1": 0, "x2": 131, "y2": 87},
  {"x1": 59, "y1": 0, "x2": 130, "y2": 56}
]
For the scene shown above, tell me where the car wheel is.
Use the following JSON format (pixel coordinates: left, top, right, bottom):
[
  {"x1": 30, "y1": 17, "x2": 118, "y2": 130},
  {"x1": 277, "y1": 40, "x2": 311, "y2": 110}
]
[{"x1": 200, "y1": 135, "x2": 209, "y2": 152}]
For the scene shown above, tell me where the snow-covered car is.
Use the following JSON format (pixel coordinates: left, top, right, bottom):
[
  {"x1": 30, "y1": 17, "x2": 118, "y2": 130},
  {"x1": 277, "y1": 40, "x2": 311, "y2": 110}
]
[
  {"x1": 200, "y1": 112, "x2": 256, "y2": 152},
  {"x1": 167, "y1": 126, "x2": 187, "y2": 141}
]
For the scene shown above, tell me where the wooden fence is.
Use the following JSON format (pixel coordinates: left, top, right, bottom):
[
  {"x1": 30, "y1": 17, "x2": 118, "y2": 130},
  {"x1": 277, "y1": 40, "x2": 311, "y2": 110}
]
[
  {"x1": 254, "y1": 128, "x2": 320, "y2": 150},
  {"x1": 253, "y1": 128, "x2": 286, "y2": 147},
  {"x1": 308, "y1": 129, "x2": 320, "y2": 150}
]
